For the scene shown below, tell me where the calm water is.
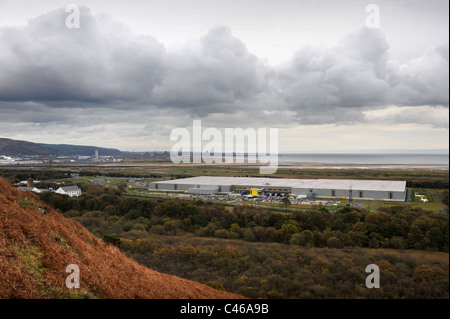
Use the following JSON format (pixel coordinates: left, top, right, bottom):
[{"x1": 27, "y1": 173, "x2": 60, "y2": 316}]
[{"x1": 278, "y1": 153, "x2": 449, "y2": 165}]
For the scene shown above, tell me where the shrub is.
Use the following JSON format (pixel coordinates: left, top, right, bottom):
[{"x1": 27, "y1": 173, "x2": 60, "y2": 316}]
[
  {"x1": 18, "y1": 198, "x2": 40, "y2": 209},
  {"x1": 205, "y1": 281, "x2": 225, "y2": 291},
  {"x1": 214, "y1": 229, "x2": 230, "y2": 239},
  {"x1": 413, "y1": 265, "x2": 437, "y2": 282},
  {"x1": 326, "y1": 237, "x2": 343, "y2": 249},
  {"x1": 242, "y1": 228, "x2": 256, "y2": 242},
  {"x1": 103, "y1": 233, "x2": 121, "y2": 246}
]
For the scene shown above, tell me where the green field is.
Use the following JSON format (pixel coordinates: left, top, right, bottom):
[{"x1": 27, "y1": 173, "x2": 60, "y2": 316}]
[
  {"x1": 1, "y1": 162, "x2": 448, "y2": 184},
  {"x1": 1, "y1": 163, "x2": 448, "y2": 213}
]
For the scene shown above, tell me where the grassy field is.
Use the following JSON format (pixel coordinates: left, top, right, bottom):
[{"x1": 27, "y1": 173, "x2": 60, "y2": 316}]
[
  {"x1": 1, "y1": 163, "x2": 448, "y2": 212},
  {"x1": 361, "y1": 199, "x2": 448, "y2": 212},
  {"x1": 146, "y1": 164, "x2": 449, "y2": 183},
  {"x1": 1, "y1": 162, "x2": 448, "y2": 183}
]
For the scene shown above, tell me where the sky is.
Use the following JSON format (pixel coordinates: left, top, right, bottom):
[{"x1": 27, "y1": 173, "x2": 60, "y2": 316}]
[{"x1": 0, "y1": 0, "x2": 448, "y2": 153}]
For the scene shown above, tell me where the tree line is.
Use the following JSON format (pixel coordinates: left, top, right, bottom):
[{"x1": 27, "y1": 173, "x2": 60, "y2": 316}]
[
  {"x1": 39, "y1": 185, "x2": 449, "y2": 252},
  {"x1": 35, "y1": 185, "x2": 449, "y2": 299}
]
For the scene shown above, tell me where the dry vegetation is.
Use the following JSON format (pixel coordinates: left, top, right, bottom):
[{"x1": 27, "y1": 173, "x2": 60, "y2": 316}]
[
  {"x1": 0, "y1": 177, "x2": 243, "y2": 299},
  {"x1": 36, "y1": 182, "x2": 448, "y2": 299}
]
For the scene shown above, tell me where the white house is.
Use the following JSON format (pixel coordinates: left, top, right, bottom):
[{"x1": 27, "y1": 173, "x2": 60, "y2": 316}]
[{"x1": 55, "y1": 186, "x2": 82, "y2": 197}]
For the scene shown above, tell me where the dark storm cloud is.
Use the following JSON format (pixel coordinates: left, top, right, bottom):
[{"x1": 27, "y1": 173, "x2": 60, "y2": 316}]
[
  {"x1": 0, "y1": 7, "x2": 448, "y2": 129},
  {"x1": 0, "y1": 101, "x2": 68, "y2": 122}
]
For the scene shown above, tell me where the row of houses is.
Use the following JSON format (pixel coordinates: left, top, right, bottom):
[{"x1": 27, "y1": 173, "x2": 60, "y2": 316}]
[{"x1": 18, "y1": 185, "x2": 82, "y2": 197}]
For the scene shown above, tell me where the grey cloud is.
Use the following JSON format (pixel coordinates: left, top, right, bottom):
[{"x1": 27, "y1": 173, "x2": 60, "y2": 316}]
[
  {"x1": 0, "y1": 101, "x2": 70, "y2": 123},
  {"x1": 0, "y1": 7, "x2": 448, "y2": 131},
  {"x1": 0, "y1": 7, "x2": 165, "y2": 103},
  {"x1": 341, "y1": 27, "x2": 390, "y2": 78},
  {"x1": 389, "y1": 44, "x2": 449, "y2": 106},
  {"x1": 364, "y1": 105, "x2": 449, "y2": 129},
  {"x1": 0, "y1": 10, "x2": 269, "y2": 117},
  {"x1": 280, "y1": 28, "x2": 449, "y2": 125},
  {"x1": 151, "y1": 25, "x2": 269, "y2": 114},
  {"x1": 281, "y1": 28, "x2": 391, "y2": 124}
]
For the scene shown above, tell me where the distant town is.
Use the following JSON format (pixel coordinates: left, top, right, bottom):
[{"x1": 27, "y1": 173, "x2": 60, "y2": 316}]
[
  {"x1": 0, "y1": 153, "x2": 123, "y2": 165},
  {"x1": 0, "y1": 137, "x2": 171, "y2": 165},
  {"x1": 0, "y1": 150, "x2": 172, "y2": 165}
]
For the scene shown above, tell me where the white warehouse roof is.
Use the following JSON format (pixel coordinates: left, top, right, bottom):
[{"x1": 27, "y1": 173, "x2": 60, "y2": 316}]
[{"x1": 152, "y1": 176, "x2": 406, "y2": 192}]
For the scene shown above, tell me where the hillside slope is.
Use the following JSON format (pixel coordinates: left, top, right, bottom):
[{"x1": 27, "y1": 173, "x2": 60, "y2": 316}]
[
  {"x1": 38, "y1": 143, "x2": 122, "y2": 156},
  {"x1": 0, "y1": 137, "x2": 123, "y2": 156},
  {"x1": 0, "y1": 177, "x2": 242, "y2": 299},
  {"x1": 0, "y1": 138, "x2": 53, "y2": 156}
]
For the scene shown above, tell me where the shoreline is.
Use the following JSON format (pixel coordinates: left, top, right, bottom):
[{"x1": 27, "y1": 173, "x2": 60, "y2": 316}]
[
  {"x1": 275, "y1": 162, "x2": 449, "y2": 170},
  {"x1": 1, "y1": 161, "x2": 448, "y2": 171}
]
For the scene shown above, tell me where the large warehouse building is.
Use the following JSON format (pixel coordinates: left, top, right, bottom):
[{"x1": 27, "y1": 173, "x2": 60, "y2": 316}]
[{"x1": 148, "y1": 176, "x2": 407, "y2": 201}]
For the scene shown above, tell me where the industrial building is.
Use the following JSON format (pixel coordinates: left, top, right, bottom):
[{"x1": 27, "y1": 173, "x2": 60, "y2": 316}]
[{"x1": 148, "y1": 176, "x2": 406, "y2": 201}]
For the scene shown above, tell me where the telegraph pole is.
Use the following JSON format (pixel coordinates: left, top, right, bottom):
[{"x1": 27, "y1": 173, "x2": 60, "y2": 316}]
[{"x1": 349, "y1": 184, "x2": 353, "y2": 208}]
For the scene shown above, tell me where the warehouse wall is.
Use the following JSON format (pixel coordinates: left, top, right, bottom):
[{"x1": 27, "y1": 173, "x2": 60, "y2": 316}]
[
  {"x1": 157, "y1": 183, "x2": 175, "y2": 191},
  {"x1": 220, "y1": 185, "x2": 232, "y2": 192},
  {"x1": 177, "y1": 184, "x2": 198, "y2": 191},
  {"x1": 150, "y1": 181, "x2": 405, "y2": 201},
  {"x1": 292, "y1": 187, "x2": 405, "y2": 201},
  {"x1": 188, "y1": 186, "x2": 219, "y2": 194}
]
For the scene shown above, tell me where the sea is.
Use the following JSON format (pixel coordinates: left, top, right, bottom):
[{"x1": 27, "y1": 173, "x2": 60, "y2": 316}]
[{"x1": 276, "y1": 153, "x2": 449, "y2": 169}]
